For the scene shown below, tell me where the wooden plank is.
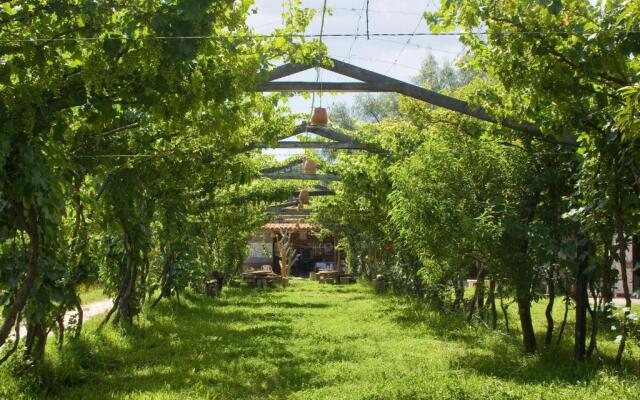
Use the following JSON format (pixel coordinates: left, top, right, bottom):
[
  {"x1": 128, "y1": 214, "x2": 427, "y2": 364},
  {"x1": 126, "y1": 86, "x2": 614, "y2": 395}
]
[
  {"x1": 325, "y1": 58, "x2": 548, "y2": 138},
  {"x1": 257, "y1": 81, "x2": 389, "y2": 92},
  {"x1": 262, "y1": 172, "x2": 340, "y2": 181},
  {"x1": 294, "y1": 123, "x2": 360, "y2": 144},
  {"x1": 252, "y1": 141, "x2": 369, "y2": 150},
  {"x1": 264, "y1": 63, "x2": 312, "y2": 81},
  {"x1": 267, "y1": 201, "x2": 299, "y2": 209},
  {"x1": 244, "y1": 124, "x2": 378, "y2": 153},
  {"x1": 266, "y1": 208, "x2": 311, "y2": 215},
  {"x1": 294, "y1": 189, "x2": 335, "y2": 196},
  {"x1": 260, "y1": 158, "x2": 304, "y2": 174}
]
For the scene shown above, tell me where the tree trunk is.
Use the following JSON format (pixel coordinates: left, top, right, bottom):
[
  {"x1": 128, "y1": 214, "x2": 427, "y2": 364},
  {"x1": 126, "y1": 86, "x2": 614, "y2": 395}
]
[
  {"x1": 0, "y1": 206, "x2": 40, "y2": 349},
  {"x1": 56, "y1": 314, "x2": 65, "y2": 349},
  {"x1": 0, "y1": 313, "x2": 21, "y2": 364},
  {"x1": 477, "y1": 271, "x2": 486, "y2": 321},
  {"x1": 544, "y1": 267, "x2": 556, "y2": 345},
  {"x1": 24, "y1": 322, "x2": 47, "y2": 361},
  {"x1": 615, "y1": 212, "x2": 631, "y2": 367},
  {"x1": 487, "y1": 279, "x2": 497, "y2": 329},
  {"x1": 556, "y1": 295, "x2": 571, "y2": 347},
  {"x1": 74, "y1": 296, "x2": 83, "y2": 339},
  {"x1": 467, "y1": 267, "x2": 485, "y2": 322},
  {"x1": 601, "y1": 237, "x2": 613, "y2": 304},
  {"x1": 140, "y1": 253, "x2": 150, "y2": 304},
  {"x1": 574, "y1": 234, "x2": 589, "y2": 362},
  {"x1": 498, "y1": 284, "x2": 510, "y2": 332},
  {"x1": 452, "y1": 278, "x2": 465, "y2": 311},
  {"x1": 586, "y1": 286, "x2": 599, "y2": 358},
  {"x1": 516, "y1": 293, "x2": 537, "y2": 354},
  {"x1": 152, "y1": 255, "x2": 173, "y2": 308},
  {"x1": 116, "y1": 257, "x2": 138, "y2": 325}
]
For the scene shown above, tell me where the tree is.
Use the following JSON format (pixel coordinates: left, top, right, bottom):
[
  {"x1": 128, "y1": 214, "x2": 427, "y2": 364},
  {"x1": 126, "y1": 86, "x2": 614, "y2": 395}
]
[
  {"x1": 0, "y1": 0, "x2": 314, "y2": 360},
  {"x1": 425, "y1": 0, "x2": 639, "y2": 362}
]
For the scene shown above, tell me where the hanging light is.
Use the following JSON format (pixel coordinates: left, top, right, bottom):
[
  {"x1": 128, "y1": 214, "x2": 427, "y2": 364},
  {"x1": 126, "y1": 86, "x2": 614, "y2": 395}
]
[
  {"x1": 310, "y1": 107, "x2": 328, "y2": 127},
  {"x1": 303, "y1": 159, "x2": 317, "y2": 174}
]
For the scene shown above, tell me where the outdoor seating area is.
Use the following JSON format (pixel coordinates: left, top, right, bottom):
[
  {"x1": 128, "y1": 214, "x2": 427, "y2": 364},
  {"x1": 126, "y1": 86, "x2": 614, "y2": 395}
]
[
  {"x1": 242, "y1": 265, "x2": 281, "y2": 288},
  {"x1": 310, "y1": 262, "x2": 355, "y2": 284}
]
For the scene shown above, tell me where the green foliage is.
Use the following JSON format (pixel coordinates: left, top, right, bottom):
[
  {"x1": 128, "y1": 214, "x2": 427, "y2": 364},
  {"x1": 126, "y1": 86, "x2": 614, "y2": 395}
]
[{"x1": 0, "y1": 0, "x2": 316, "y2": 360}]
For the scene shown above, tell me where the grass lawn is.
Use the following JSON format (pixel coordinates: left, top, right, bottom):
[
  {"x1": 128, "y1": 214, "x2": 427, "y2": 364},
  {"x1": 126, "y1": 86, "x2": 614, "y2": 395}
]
[
  {"x1": 2, "y1": 280, "x2": 639, "y2": 399},
  {"x1": 77, "y1": 285, "x2": 109, "y2": 304}
]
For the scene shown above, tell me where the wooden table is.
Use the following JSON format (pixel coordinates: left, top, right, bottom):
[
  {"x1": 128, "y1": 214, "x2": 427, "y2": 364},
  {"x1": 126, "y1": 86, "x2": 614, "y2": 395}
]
[
  {"x1": 243, "y1": 270, "x2": 281, "y2": 288},
  {"x1": 316, "y1": 270, "x2": 354, "y2": 284}
]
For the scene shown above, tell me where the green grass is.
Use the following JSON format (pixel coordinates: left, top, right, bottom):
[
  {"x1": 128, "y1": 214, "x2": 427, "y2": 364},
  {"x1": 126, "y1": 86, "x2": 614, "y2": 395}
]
[
  {"x1": 77, "y1": 285, "x2": 108, "y2": 304},
  {"x1": 2, "y1": 280, "x2": 639, "y2": 399}
]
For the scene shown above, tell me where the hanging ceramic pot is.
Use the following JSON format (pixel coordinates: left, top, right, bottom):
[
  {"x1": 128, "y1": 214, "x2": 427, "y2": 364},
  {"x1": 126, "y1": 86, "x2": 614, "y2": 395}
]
[
  {"x1": 310, "y1": 107, "x2": 328, "y2": 127},
  {"x1": 303, "y1": 159, "x2": 317, "y2": 174},
  {"x1": 299, "y1": 190, "x2": 310, "y2": 205}
]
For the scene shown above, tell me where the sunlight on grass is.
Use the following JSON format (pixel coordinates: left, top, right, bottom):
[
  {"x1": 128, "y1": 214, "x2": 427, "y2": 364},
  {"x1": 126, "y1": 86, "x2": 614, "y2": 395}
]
[
  {"x1": 77, "y1": 285, "x2": 108, "y2": 304},
  {"x1": 2, "y1": 281, "x2": 639, "y2": 399}
]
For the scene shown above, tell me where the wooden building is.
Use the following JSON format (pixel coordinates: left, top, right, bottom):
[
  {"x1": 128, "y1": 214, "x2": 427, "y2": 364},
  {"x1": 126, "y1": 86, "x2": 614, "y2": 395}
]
[{"x1": 244, "y1": 222, "x2": 343, "y2": 277}]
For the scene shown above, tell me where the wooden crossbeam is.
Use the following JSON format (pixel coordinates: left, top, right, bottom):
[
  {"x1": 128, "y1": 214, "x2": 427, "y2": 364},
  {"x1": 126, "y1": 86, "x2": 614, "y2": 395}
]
[
  {"x1": 266, "y1": 189, "x2": 335, "y2": 211},
  {"x1": 294, "y1": 189, "x2": 335, "y2": 197},
  {"x1": 252, "y1": 141, "x2": 368, "y2": 150},
  {"x1": 258, "y1": 58, "x2": 573, "y2": 146},
  {"x1": 260, "y1": 158, "x2": 304, "y2": 174},
  {"x1": 293, "y1": 123, "x2": 360, "y2": 144},
  {"x1": 262, "y1": 172, "x2": 340, "y2": 181},
  {"x1": 259, "y1": 82, "x2": 387, "y2": 92},
  {"x1": 268, "y1": 201, "x2": 299, "y2": 209},
  {"x1": 245, "y1": 123, "x2": 379, "y2": 153},
  {"x1": 266, "y1": 209, "x2": 311, "y2": 215}
]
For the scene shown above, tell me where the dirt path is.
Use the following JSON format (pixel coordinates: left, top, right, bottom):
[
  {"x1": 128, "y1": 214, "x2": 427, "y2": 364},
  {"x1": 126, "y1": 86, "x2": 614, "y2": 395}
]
[{"x1": 6, "y1": 298, "x2": 114, "y2": 344}]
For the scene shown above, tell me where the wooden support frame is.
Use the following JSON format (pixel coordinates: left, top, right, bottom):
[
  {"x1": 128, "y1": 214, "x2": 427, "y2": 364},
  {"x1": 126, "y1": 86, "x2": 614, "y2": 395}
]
[
  {"x1": 258, "y1": 58, "x2": 574, "y2": 146},
  {"x1": 266, "y1": 208, "x2": 311, "y2": 215},
  {"x1": 266, "y1": 189, "x2": 335, "y2": 212},
  {"x1": 246, "y1": 123, "x2": 378, "y2": 152},
  {"x1": 294, "y1": 189, "x2": 335, "y2": 197},
  {"x1": 262, "y1": 172, "x2": 340, "y2": 181},
  {"x1": 260, "y1": 158, "x2": 304, "y2": 174},
  {"x1": 253, "y1": 141, "x2": 368, "y2": 150}
]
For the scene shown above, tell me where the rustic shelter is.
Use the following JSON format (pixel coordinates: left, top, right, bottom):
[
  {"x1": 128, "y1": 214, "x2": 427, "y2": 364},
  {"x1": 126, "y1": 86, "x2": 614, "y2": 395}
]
[{"x1": 244, "y1": 222, "x2": 343, "y2": 277}]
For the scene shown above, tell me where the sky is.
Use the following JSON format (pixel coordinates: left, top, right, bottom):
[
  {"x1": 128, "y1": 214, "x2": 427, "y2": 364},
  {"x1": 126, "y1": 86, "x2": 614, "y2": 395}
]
[{"x1": 246, "y1": 0, "x2": 466, "y2": 157}]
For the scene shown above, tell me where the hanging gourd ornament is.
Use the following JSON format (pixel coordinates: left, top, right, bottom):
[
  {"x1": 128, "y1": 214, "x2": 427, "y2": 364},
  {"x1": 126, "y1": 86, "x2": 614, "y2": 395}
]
[
  {"x1": 310, "y1": 107, "x2": 328, "y2": 127},
  {"x1": 303, "y1": 159, "x2": 317, "y2": 174},
  {"x1": 299, "y1": 190, "x2": 310, "y2": 205}
]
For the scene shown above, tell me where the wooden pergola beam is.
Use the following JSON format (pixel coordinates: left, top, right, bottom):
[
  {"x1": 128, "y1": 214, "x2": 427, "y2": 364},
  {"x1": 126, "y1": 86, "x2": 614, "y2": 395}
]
[
  {"x1": 251, "y1": 141, "x2": 368, "y2": 150},
  {"x1": 268, "y1": 200, "x2": 299, "y2": 209},
  {"x1": 266, "y1": 208, "x2": 311, "y2": 215},
  {"x1": 259, "y1": 58, "x2": 574, "y2": 146},
  {"x1": 245, "y1": 123, "x2": 379, "y2": 153},
  {"x1": 259, "y1": 81, "x2": 388, "y2": 92},
  {"x1": 260, "y1": 158, "x2": 304, "y2": 174},
  {"x1": 293, "y1": 123, "x2": 360, "y2": 144},
  {"x1": 294, "y1": 189, "x2": 335, "y2": 197},
  {"x1": 262, "y1": 172, "x2": 340, "y2": 181}
]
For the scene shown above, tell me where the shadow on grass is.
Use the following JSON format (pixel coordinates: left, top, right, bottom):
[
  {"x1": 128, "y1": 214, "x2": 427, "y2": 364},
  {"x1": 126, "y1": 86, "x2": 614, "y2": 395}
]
[
  {"x1": 46, "y1": 288, "x2": 344, "y2": 399},
  {"x1": 378, "y1": 294, "x2": 639, "y2": 386},
  {"x1": 222, "y1": 300, "x2": 331, "y2": 309}
]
